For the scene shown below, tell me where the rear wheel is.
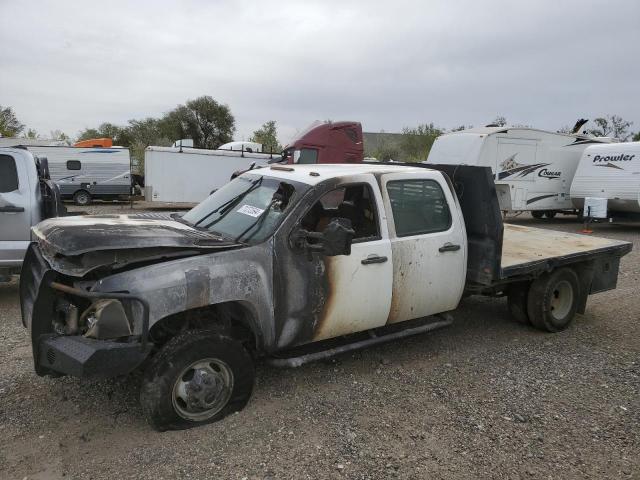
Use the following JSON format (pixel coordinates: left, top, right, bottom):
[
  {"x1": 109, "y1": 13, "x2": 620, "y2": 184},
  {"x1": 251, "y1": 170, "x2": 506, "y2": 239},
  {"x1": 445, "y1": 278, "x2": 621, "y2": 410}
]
[
  {"x1": 140, "y1": 330, "x2": 254, "y2": 431},
  {"x1": 531, "y1": 211, "x2": 545, "y2": 219},
  {"x1": 73, "y1": 190, "x2": 91, "y2": 206},
  {"x1": 527, "y1": 268, "x2": 580, "y2": 332},
  {"x1": 543, "y1": 210, "x2": 557, "y2": 219}
]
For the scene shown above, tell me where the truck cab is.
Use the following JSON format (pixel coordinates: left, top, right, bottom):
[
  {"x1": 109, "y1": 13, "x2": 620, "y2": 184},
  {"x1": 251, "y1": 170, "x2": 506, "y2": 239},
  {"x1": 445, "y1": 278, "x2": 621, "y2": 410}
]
[
  {"x1": 282, "y1": 121, "x2": 364, "y2": 165},
  {"x1": 0, "y1": 147, "x2": 65, "y2": 279}
]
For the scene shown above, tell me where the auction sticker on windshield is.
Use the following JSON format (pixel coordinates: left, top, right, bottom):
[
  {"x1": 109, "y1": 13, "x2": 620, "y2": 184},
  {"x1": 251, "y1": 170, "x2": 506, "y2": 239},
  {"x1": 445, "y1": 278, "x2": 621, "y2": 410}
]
[{"x1": 237, "y1": 205, "x2": 265, "y2": 217}]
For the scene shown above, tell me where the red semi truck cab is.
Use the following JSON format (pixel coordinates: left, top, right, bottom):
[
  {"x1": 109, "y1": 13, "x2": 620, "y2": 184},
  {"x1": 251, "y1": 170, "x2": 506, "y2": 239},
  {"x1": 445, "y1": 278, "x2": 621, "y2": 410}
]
[{"x1": 282, "y1": 121, "x2": 364, "y2": 164}]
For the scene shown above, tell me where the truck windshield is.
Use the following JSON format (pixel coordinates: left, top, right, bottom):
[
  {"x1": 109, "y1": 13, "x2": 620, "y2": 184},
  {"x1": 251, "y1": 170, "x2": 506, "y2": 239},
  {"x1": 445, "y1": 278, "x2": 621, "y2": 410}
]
[{"x1": 182, "y1": 174, "x2": 300, "y2": 244}]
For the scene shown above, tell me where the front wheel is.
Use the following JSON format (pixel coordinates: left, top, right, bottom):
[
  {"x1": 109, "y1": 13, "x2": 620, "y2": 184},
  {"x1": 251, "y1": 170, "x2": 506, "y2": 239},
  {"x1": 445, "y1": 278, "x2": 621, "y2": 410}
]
[
  {"x1": 527, "y1": 268, "x2": 580, "y2": 332},
  {"x1": 140, "y1": 330, "x2": 254, "y2": 431},
  {"x1": 543, "y1": 210, "x2": 557, "y2": 219}
]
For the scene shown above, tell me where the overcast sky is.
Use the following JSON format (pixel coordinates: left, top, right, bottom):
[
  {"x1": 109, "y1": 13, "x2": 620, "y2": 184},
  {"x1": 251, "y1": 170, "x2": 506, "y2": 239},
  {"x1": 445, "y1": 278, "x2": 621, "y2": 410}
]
[{"x1": 1, "y1": 0, "x2": 639, "y2": 143}]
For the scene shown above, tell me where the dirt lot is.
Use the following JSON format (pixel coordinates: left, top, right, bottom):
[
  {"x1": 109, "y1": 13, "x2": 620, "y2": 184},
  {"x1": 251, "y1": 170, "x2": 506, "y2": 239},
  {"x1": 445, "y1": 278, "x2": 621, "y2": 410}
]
[{"x1": 1, "y1": 207, "x2": 638, "y2": 479}]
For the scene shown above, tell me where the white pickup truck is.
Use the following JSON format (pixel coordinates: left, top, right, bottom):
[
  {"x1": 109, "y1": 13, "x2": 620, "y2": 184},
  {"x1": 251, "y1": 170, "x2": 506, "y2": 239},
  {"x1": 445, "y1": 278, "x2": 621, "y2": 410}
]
[
  {"x1": 20, "y1": 163, "x2": 631, "y2": 430},
  {"x1": 0, "y1": 147, "x2": 65, "y2": 280}
]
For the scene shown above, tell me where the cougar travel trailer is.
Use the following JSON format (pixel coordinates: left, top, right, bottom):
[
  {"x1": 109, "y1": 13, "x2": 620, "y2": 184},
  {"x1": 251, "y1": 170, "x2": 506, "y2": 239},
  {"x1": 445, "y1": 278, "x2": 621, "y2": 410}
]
[
  {"x1": 26, "y1": 145, "x2": 132, "y2": 205},
  {"x1": 144, "y1": 145, "x2": 281, "y2": 203},
  {"x1": 426, "y1": 125, "x2": 613, "y2": 217},
  {"x1": 570, "y1": 142, "x2": 640, "y2": 217}
]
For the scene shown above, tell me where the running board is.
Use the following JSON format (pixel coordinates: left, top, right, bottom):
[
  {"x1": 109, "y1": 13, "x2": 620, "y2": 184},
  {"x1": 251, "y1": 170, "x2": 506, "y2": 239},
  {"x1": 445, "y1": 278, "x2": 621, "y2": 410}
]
[{"x1": 266, "y1": 314, "x2": 453, "y2": 368}]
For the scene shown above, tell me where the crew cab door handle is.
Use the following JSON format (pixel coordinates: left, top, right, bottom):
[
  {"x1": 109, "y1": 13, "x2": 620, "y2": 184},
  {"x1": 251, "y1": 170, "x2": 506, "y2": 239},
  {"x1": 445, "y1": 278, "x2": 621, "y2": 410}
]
[
  {"x1": 439, "y1": 242, "x2": 461, "y2": 252},
  {"x1": 361, "y1": 255, "x2": 388, "y2": 265},
  {"x1": 0, "y1": 206, "x2": 24, "y2": 213}
]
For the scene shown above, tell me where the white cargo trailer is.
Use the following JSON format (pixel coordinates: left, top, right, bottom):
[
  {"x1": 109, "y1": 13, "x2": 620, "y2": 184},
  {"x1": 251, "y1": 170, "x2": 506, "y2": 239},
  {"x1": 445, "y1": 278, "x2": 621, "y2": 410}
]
[
  {"x1": 426, "y1": 126, "x2": 613, "y2": 217},
  {"x1": 144, "y1": 146, "x2": 281, "y2": 203},
  {"x1": 26, "y1": 145, "x2": 131, "y2": 205},
  {"x1": 570, "y1": 142, "x2": 640, "y2": 216}
]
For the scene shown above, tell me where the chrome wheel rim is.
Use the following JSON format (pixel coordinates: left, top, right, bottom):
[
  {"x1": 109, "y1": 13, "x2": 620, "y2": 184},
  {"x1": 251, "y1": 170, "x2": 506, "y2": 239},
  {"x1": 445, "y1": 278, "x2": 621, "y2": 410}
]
[
  {"x1": 550, "y1": 280, "x2": 573, "y2": 320},
  {"x1": 172, "y1": 358, "x2": 234, "y2": 421}
]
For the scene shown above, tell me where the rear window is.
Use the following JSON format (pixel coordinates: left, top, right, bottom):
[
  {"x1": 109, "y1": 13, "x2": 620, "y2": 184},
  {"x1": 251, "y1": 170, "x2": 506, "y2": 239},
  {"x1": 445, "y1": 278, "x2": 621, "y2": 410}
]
[
  {"x1": 66, "y1": 160, "x2": 81, "y2": 170},
  {"x1": 296, "y1": 148, "x2": 318, "y2": 164},
  {"x1": 386, "y1": 179, "x2": 452, "y2": 236},
  {"x1": 0, "y1": 154, "x2": 19, "y2": 192}
]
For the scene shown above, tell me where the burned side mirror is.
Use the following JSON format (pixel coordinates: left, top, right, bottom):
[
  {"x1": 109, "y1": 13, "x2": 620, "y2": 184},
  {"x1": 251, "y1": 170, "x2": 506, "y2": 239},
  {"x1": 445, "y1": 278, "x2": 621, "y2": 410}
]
[{"x1": 291, "y1": 217, "x2": 355, "y2": 259}]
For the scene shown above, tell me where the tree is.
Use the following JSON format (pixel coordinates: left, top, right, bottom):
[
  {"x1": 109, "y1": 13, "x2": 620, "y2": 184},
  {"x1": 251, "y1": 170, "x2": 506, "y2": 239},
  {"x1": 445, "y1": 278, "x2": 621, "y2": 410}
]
[
  {"x1": 400, "y1": 123, "x2": 443, "y2": 162},
  {"x1": 450, "y1": 125, "x2": 473, "y2": 132},
  {"x1": 633, "y1": 132, "x2": 640, "y2": 142},
  {"x1": 250, "y1": 120, "x2": 282, "y2": 153},
  {"x1": 588, "y1": 115, "x2": 634, "y2": 141},
  {"x1": 491, "y1": 115, "x2": 507, "y2": 127},
  {"x1": 0, "y1": 105, "x2": 25, "y2": 137},
  {"x1": 50, "y1": 130, "x2": 71, "y2": 144},
  {"x1": 77, "y1": 122, "x2": 131, "y2": 146},
  {"x1": 23, "y1": 128, "x2": 39, "y2": 139},
  {"x1": 163, "y1": 96, "x2": 235, "y2": 149}
]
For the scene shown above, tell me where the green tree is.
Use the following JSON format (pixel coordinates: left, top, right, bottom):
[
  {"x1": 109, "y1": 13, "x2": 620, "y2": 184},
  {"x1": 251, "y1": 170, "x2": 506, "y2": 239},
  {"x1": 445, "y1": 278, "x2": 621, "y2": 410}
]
[
  {"x1": 491, "y1": 115, "x2": 507, "y2": 127},
  {"x1": 400, "y1": 123, "x2": 443, "y2": 162},
  {"x1": 50, "y1": 130, "x2": 71, "y2": 144},
  {"x1": 77, "y1": 122, "x2": 131, "y2": 146},
  {"x1": 633, "y1": 132, "x2": 640, "y2": 142},
  {"x1": 250, "y1": 120, "x2": 282, "y2": 153},
  {"x1": 588, "y1": 115, "x2": 634, "y2": 141},
  {"x1": 0, "y1": 105, "x2": 25, "y2": 137},
  {"x1": 162, "y1": 96, "x2": 235, "y2": 149},
  {"x1": 23, "y1": 128, "x2": 39, "y2": 139}
]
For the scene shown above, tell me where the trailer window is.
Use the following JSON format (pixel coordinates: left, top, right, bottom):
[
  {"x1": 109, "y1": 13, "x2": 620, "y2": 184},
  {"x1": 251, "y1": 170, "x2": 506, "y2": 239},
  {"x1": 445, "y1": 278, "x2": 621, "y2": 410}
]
[
  {"x1": 0, "y1": 155, "x2": 19, "y2": 192},
  {"x1": 66, "y1": 160, "x2": 81, "y2": 170},
  {"x1": 386, "y1": 179, "x2": 451, "y2": 236}
]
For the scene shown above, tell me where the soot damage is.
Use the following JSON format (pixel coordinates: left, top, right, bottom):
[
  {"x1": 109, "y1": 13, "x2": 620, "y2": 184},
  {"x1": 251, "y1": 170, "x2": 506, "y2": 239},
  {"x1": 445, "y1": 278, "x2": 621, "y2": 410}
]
[{"x1": 32, "y1": 213, "x2": 240, "y2": 277}]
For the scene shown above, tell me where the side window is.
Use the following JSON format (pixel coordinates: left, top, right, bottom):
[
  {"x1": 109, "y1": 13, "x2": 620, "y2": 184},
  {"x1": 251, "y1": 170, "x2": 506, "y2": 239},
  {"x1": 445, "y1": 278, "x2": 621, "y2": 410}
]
[
  {"x1": 66, "y1": 160, "x2": 81, "y2": 170},
  {"x1": 301, "y1": 184, "x2": 379, "y2": 241},
  {"x1": 0, "y1": 154, "x2": 19, "y2": 192},
  {"x1": 387, "y1": 179, "x2": 452, "y2": 237},
  {"x1": 295, "y1": 148, "x2": 318, "y2": 164}
]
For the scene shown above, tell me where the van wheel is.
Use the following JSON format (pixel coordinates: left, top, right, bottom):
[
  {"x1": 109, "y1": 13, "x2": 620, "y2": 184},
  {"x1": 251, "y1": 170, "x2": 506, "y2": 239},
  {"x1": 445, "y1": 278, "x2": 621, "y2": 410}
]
[
  {"x1": 527, "y1": 268, "x2": 579, "y2": 332},
  {"x1": 507, "y1": 283, "x2": 531, "y2": 325},
  {"x1": 140, "y1": 330, "x2": 254, "y2": 431},
  {"x1": 543, "y1": 211, "x2": 557, "y2": 219},
  {"x1": 73, "y1": 190, "x2": 91, "y2": 206},
  {"x1": 531, "y1": 211, "x2": 544, "y2": 219}
]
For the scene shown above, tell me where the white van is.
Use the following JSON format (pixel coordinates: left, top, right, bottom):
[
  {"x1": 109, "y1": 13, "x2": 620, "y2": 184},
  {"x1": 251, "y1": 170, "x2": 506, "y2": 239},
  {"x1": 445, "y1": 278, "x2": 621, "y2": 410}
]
[
  {"x1": 570, "y1": 142, "x2": 640, "y2": 216},
  {"x1": 426, "y1": 126, "x2": 613, "y2": 217}
]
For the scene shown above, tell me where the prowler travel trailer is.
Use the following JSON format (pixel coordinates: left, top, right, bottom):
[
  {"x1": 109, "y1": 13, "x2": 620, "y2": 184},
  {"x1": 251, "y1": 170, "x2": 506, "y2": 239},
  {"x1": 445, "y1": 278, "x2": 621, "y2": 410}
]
[
  {"x1": 570, "y1": 141, "x2": 640, "y2": 219},
  {"x1": 426, "y1": 122, "x2": 613, "y2": 218},
  {"x1": 26, "y1": 145, "x2": 132, "y2": 205}
]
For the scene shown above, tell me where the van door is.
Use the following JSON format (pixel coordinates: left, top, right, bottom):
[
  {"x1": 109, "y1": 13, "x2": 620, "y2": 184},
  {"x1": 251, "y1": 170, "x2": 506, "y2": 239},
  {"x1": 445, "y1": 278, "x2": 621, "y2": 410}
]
[
  {"x1": 0, "y1": 152, "x2": 32, "y2": 267},
  {"x1": 381, "y1": 171, "x2": 467, "y2": 323}
]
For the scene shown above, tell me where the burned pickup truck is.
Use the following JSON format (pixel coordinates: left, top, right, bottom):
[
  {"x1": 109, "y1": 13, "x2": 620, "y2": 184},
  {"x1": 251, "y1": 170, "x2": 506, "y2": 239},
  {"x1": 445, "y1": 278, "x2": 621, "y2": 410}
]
[{"x1": 21, "y1": 163, "x2": 631, "y2": 430}]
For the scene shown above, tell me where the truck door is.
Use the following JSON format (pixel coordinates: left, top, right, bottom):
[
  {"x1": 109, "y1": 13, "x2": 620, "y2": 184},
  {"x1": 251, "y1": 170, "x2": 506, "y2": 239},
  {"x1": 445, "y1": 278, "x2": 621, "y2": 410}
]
[
  {"x1": 0, "y1": 152, "x2": 32, "y2": 266},
  {"x1": 276, "y1": 176, "x2": 393, "y2": 345},
  {"x1": 381, "y1": 171, "x2": 466, "y2": 323}
]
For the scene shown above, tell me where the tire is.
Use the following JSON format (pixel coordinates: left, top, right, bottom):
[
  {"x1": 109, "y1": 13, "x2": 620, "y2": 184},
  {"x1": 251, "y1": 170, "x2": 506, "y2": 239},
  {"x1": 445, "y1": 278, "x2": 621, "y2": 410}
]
[
  {"x1": 507, "y1": 283, "x2": 531, "y2": 325},
  {"x1": 531, "y1": 211, "x2": 545, "y2": 219},
  {"x1": 543, "y1": 211, "x2": 557, "y2": 219},
  {"x1": 73, "y1": 190, "x2": 91, "y2": 206},
  {"x1": 140, "y1": 330, "x2": 254, "y2": 431},
  {"x1": 527, "y1": 268, "x2": 580, "y2": 332}
]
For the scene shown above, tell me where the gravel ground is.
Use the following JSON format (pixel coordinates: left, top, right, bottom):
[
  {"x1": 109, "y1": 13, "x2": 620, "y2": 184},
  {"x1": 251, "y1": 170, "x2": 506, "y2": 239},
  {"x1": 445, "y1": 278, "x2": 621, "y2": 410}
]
[{"x1": 1, "y1": 206, "x2": 638, "y2": 479}]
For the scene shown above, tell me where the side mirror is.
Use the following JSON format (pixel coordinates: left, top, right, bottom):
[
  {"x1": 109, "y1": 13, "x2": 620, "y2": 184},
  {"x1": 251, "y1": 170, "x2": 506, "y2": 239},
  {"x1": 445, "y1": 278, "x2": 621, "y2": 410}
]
[{"x1": 292, "y1": 218, "x2": 355, "y2": 259}]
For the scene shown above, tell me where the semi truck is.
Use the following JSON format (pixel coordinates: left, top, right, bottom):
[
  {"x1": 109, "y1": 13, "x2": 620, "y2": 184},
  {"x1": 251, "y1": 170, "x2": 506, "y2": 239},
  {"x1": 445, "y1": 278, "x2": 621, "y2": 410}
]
[{"x1": 20, "y1": 162, "x2": 630, "y2": 430}]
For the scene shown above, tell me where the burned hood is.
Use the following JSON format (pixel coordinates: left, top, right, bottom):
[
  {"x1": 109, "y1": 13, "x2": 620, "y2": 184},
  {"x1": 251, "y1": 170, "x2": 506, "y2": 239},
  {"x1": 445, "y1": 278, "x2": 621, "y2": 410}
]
[{"x1": 32, "y1": 213, "x2": 241, "y2": 276}]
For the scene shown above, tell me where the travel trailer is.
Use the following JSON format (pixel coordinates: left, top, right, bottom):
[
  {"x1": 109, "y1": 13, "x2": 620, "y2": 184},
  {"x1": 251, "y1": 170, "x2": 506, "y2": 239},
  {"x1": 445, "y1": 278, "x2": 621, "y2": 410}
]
[
  {"x1": 570, "y1": 142, "x2": 640, "y2": 218},
  {"x1": 26, "y1": 145, "x2": 132, "y2": 205},
  {"x1": 144, "y1": 145, "x2": 280, "y2": 203},
  {"x1": 426, "y1": 124, "x2": 613, "y2": 217}
]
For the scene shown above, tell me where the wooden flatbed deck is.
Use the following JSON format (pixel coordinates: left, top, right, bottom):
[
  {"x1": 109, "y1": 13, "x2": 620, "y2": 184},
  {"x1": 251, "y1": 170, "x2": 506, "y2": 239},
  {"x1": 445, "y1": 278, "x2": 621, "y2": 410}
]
[{"x1": 500, "y1": 223, "x2": 631, "y2": 276}]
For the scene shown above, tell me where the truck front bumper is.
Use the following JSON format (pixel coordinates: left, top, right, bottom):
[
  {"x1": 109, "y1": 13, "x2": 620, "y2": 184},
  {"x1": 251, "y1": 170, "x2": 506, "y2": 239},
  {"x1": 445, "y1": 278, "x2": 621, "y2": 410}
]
[{"x1": 38, "y1": 334, "x2": 152, "y2": 378}]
